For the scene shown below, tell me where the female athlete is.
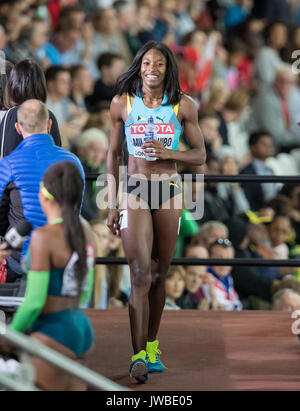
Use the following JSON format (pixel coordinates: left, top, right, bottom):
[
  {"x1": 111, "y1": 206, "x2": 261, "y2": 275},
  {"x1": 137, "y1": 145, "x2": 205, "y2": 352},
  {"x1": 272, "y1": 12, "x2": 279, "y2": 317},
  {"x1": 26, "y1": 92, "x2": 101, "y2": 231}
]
[{"x1": 107, "y1": 41, "x2": 206, "y2": 383}]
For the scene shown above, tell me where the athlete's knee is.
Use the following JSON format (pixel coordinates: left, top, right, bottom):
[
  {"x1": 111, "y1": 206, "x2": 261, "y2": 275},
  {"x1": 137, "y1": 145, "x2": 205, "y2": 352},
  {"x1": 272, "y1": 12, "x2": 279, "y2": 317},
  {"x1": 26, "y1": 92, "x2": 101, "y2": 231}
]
[
  {"x1": 152, "y1": 264, "x2": 169, "y2": 286},
  {"x1": 129, "y1": 260, "x2": 152, "y2": 289}
]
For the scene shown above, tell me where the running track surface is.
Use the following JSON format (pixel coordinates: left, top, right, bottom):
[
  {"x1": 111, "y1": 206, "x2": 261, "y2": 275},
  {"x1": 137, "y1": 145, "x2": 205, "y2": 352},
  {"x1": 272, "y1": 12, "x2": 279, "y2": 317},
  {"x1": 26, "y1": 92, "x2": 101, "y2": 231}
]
[{"x1": 85, "y1": 310, "x2": 300, "y2": 391}]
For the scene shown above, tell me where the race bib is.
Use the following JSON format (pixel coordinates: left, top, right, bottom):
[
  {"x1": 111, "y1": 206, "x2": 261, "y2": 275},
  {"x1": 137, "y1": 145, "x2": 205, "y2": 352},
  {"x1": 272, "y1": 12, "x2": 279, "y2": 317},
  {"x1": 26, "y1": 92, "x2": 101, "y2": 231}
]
[{"x1": 131, "y1": 123, "x2": 175, "y2": 158}]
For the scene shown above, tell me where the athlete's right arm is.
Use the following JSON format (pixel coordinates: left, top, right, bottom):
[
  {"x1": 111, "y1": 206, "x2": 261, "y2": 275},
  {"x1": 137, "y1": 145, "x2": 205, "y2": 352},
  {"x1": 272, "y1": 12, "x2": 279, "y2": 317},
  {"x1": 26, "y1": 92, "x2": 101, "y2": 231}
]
[{"x1": 106, "y1": 95, "x2": 125, "y2": 236}]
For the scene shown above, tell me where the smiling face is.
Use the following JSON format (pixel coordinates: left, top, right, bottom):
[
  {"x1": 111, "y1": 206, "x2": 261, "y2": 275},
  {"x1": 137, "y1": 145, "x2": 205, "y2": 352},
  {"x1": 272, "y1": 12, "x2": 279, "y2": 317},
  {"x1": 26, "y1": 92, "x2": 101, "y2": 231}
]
[{"x1": 140, "y1": 49, "x2": 167, "y2": 89}]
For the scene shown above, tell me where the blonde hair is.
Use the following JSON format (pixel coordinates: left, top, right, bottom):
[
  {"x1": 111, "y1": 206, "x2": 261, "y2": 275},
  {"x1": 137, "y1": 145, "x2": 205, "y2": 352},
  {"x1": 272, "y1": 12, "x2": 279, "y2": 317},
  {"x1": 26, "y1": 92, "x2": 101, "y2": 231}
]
[
  {"x1": 224, "y1": 88, "x2": 250, "y2": 112},
  {"x1": 77, "y1": 127, "x2": 108, "y2": 150}
]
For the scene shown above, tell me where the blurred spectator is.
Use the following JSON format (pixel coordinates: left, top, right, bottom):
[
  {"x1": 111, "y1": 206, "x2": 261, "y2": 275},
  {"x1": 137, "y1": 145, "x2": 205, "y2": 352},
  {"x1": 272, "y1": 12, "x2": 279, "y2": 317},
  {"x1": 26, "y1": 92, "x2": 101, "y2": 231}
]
[
  {"x1": 6, "y1": 18, "x2": 50, "y2": 66},
  {"x1": 164, "y1": 266, "x2": 186, "y2": 310},
  {"x1": 254, "y1": 21, "x2": 288, "y2": 85},
  {"x1": 279, "y1": 183, "x2": 300, "y2": 243},
  {"x1": 84, "y1": 100, "x2": 112, "y2": 135},
  {"x1": 252, "y1": 0, "x2": 294, "y2": 22},
  {"x1": 248, "y1": 65, "x2": 300, "y2": 152},
  {"x1": 288, "y1": 73, "x2": 300, "y2": 138},
  {"x1": 114, "y1": 0, "x2": 140, "y2": 56},
  {"x1": 58, "y1": 5, "x2": 86, "y2": 30},
  {"x1": 219, "y1": 88, "x2": 250, "y2": 145},
  {"x1": 198, "y1": 111, "x2": 222, "y2": 157},
  {"x1": 201, "y1": 155, "x2": 232, "y2": 223},
  {"x1": 76, "y1": 128, "x2": 108, "y2": 221},
  {"x1": 177, "y1": 246, "x2": 208, "y2": 309},
  {"x1": 0, "y1": 59, "x2": 61, "y2": 158},
  {"x1": 153, "y1": 0, "x2": 179, "y2": 45},
  {"x1": 86, "y1": 52, "x2": 125, "y2": 110},
  {"x1": 240, "y1": 131, "x2": 277, "y2": 211},
  {"x1": 47, "y1": 0, "x2": 79, "y2": 30},
  {"x1": 272, "y1": 288, "x2": 300, "y2": 311},
  {"x1": 217, "y1": 146, "x2": 251, "y2": 214},
  {"x1": 207, "y1": 238, "x2": 242, "y2": 310},
  {"x1": 89, "y1": 7, "x2": 128, "y2": 79},
  {"x1": 224, "y1": 0, "x2": 253, "y2": 29},
  {"x1": 175, "y1": 0, "x2": 196, "y2": 39},
  {"x1": 191, "y1": 220, "x2": 229, "y2": 249},
  {"x1": 177, "y1": 245, "x2": 219, "y2": 310},
  {"x1": 214, "y1": 39, "x2": 246, "y2": 91},
  {"x1": 268, "y1": 215, "x2": 291, "y2": 259},
  {"x1": 46, "y1": 65, "x2": 88, "y2": 147},
  {"x1": 70, "y1": 64, "x2": 94, "y2": 112}
]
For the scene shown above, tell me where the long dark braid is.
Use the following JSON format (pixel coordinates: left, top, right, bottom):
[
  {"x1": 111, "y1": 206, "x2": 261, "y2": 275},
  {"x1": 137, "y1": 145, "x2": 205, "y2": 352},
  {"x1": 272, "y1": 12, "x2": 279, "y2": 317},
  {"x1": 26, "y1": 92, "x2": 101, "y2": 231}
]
[{"x1": 43, "y1": 161, "x2": 87, "y2": 295}]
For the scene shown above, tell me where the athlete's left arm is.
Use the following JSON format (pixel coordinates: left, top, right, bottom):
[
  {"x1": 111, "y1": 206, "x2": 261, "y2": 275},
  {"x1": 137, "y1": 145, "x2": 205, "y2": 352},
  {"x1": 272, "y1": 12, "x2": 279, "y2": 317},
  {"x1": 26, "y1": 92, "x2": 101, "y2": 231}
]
[
  {"x1": 9, "y1": 229, "x2": 50, "y2": 333},
  {"x1": 144, "y1": 95, "x2": 206, "y2": 165}
]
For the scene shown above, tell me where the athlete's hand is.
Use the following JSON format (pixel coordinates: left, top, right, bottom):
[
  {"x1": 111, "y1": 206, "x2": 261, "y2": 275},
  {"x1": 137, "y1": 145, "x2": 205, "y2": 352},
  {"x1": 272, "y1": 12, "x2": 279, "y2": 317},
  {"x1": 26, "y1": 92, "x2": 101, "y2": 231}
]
[
  {"x1": 107, "y1": 209, "x2": 121, "y2": 237},
  {"x1": 142, "y1": 139, "x2": 173, "y2": 160}
]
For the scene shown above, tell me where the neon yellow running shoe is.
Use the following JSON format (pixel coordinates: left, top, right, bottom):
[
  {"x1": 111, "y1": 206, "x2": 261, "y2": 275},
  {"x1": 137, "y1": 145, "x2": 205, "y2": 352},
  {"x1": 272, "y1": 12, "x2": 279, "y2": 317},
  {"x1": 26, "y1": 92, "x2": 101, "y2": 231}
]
[
  {"x1": 146, "y1": 340, "x2": 165, "y2": 373},
  {"x1": 129, "y1": 350, "x2": 148, "y2": 383}
]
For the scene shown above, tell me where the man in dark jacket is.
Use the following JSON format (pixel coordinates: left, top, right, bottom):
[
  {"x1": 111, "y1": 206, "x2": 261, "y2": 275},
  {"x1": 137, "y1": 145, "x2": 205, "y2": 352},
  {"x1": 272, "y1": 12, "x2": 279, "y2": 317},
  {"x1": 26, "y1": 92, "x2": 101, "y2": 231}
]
[
  {"x1": 240, "y1": 131, "x2": 277, "y2": 211},
  {"x1": 0, "y1": 99, "x2": 84, "y2": 282}
]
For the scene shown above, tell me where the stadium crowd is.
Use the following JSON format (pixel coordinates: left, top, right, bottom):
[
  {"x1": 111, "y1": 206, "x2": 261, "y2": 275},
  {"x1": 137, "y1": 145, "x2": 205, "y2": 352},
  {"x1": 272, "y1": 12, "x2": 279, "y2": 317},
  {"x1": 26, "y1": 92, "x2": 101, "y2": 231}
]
[{"x1": 1, "y1": 0, "x2": 300, "y2": 313}]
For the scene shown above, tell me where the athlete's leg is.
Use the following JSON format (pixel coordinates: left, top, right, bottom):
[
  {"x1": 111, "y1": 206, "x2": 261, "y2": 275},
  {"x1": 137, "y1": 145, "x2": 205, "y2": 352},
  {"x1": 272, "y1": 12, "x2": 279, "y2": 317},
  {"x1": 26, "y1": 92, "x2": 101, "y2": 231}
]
[
  {"x1": 121, "y1": 201, "x2": 154, "y2": 354},
  {"x1": 148, "y1": 203, "x2": 182, "y2": 341},
  {"x1": 30, "y1": 332, "x2": 87, "y2": 391}
]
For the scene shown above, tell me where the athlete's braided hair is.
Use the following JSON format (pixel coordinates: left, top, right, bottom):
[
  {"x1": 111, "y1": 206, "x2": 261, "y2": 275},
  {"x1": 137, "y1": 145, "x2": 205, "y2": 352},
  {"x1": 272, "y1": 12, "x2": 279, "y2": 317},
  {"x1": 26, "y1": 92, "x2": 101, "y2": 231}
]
[{"x1": 43, "y1": 161, "x2": 87, "y2": 295}]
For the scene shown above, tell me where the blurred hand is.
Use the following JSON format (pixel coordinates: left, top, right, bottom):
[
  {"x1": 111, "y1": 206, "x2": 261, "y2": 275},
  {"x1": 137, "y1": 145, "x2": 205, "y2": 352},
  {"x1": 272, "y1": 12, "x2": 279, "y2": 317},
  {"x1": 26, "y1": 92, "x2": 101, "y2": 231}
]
[
  {"x1": 0, "y1": 243, "x2": 11, "y2": 262},
  {"x1": 107, "y1": 209, "x2": 120, "y2": 237}
]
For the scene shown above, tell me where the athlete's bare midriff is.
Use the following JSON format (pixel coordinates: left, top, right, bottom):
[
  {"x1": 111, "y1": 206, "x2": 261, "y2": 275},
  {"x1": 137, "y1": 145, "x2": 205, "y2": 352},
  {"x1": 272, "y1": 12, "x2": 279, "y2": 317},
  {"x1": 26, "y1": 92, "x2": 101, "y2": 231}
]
[{"x1": 127, "y1": 155, "x2": 177, "y2": 180}]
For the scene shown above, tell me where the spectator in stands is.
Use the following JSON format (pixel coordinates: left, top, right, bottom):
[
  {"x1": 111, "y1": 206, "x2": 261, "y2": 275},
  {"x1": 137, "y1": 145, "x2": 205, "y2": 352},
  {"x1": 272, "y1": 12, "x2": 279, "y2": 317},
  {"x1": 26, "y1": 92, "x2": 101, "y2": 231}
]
[
  {"x1": 76, "y1": 128, "x2": 108, "y2": 221},
  {"x1": 279, "y1": 184, "x2": 300, "y2": 244},
  {"x1": 86, "y1": 52, "x2": 125, "y2": 110},
  {"x1": 207, "y1": 239, "x2": 243, "y2": 310},
  {"x1": 46, "y1": 65, "x2": 88, "y2": 148},
  {"x1": 248, "y1": 65, "x2": 300, "y2": 152},
  {"x1": 191, "y1": 220, "x2": 229, "y2": 250},
  {"x1": 175, "y1": 0, "x2": 196, "y2": 39},
  {"x1": 240, "y1": 131, "x2": 277, "y2": 211},
  {"x1": 227, "y1": 216, "x2": 300, "y2": 308},
  {"x1": 201, "y1": 155, "x2": 232, "y2": 223},
  {"x1": 268, "y1": 215, "x2": 291, "y2": 260},
  {"x1": 219, "y1": 88, "x2": 250, "y2": 146},
  {"x1": 218, "y1": 146, "x2": 250, "y2": 215},
  {"x1": 84, "y1": 100, "x2": 112, "y2": 136},
  {"x1": 70, "y1": 64, "x2": 94, "y2": 112},
  {"x1": 50, "y1": 23, "x2": 92, "y2": 69},
  {"x1": 113, "y1": 0, "x2": 139, "y2": 57},
  {"x1": 254, "y1": 21, "x2": 288, "y2": 85},
  {"x1": 214, "y1": 39, "x2": 246, "y2": 91},
  {"x1": 252, "y1": 0, "x2": 294, "y2": 23},
  {"x1": 272, "y1": 289, "x2": 300, "y2": 311},
  {"x1": 58, "y1": 5, "x2": 86, "y2": 30},
  {"x1": 224, "y1": 0, "x2": 253, "y2": 30},
  {"x1": 164, "y1": 266, "x2": 186, "y2": 310},
  {"x1": 6, "y1": 18, "x2": 50, "y2": 66},
  {"x1": 177, "y1": 245, "x2": 218, "y2": 310},
  {"x1": 0, "y1": 59, "x2": 61, "y2": 158},
  {"x1": 198, "y1": 111, "x2": 222, "y2": 157},
  {"x1": 0, "y1": 99, "x2": 84, "y2": 282},
  {"x1": 89, "y1": 7, "x2": 127, "y2": 79},
  {"x1": 153, "y1": 0, "x2": 179, "y2": 45}
]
